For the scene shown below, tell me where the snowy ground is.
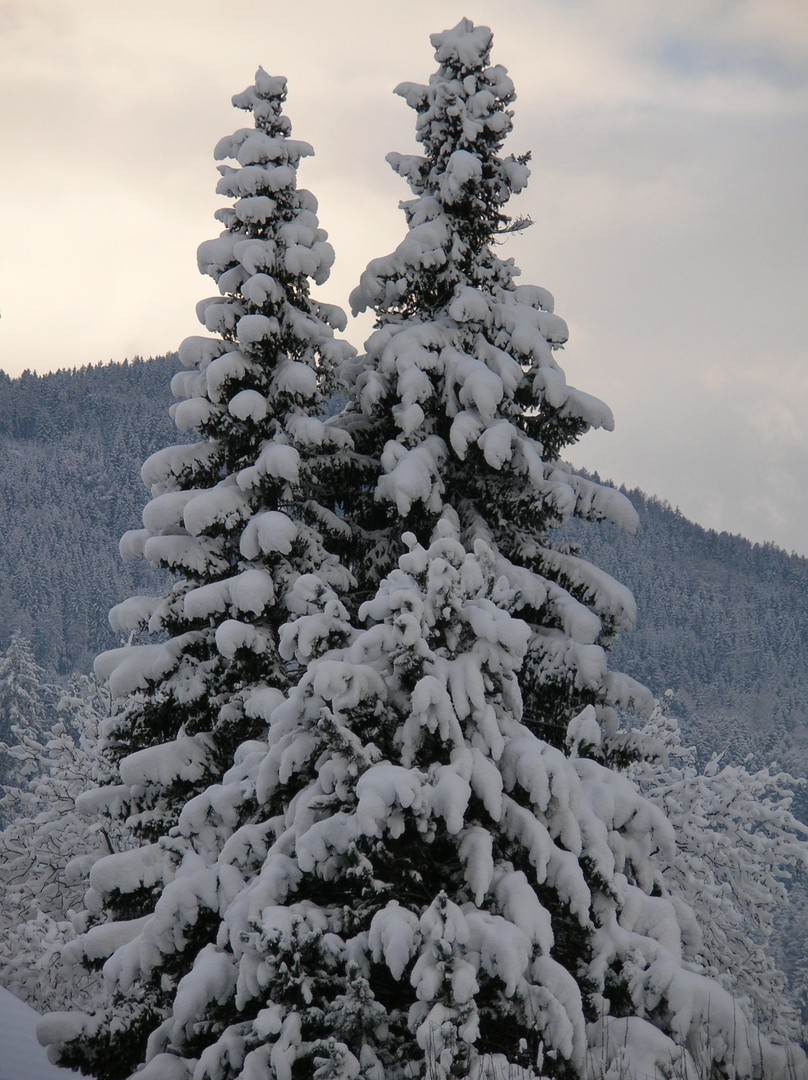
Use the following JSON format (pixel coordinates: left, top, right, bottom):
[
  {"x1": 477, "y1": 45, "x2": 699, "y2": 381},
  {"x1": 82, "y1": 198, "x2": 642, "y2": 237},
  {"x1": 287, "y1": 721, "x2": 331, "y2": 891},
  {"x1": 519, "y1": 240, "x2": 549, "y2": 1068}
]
[{"x1": 0, "y1": 988, "x2": 82, "y2": 1079}]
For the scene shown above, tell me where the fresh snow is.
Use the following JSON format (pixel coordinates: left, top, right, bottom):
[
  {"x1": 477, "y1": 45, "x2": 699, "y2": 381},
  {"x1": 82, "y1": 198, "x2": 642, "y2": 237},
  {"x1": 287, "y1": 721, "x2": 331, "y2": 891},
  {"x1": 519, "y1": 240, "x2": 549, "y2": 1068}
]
[{"x1": 0, "y1": 988, "x2": 82, "y2": 1079}]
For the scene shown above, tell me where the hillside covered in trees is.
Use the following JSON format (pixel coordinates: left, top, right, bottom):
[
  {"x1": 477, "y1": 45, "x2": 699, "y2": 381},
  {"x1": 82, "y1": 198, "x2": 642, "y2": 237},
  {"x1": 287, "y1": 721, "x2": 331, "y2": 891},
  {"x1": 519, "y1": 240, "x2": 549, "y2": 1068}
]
[
  {"x1": 2, "y1": 355, "x2": 807, "y2": 796},
  {"x1": 0, "y1": 357, "x2": 178, "y2": 674}
]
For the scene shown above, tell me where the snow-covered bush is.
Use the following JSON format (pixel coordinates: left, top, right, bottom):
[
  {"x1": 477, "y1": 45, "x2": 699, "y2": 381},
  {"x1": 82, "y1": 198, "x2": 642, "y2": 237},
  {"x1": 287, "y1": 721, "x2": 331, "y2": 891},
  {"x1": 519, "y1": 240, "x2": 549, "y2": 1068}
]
[
  {"x1": 0, "y1": 672, "x2": 128, "y2": 1012},
  {"x1": 632, "y1": 696, "x2": 808, "y2": 1042},
  {"x1": 0, "y1": 630, "x2": 58, "y2": 805}
]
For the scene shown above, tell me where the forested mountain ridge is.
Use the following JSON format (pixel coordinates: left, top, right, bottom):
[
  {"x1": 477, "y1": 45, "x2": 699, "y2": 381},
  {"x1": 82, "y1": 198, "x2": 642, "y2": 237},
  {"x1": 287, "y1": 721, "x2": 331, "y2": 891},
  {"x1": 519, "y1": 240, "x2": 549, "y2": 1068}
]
[
  {"x1": 2, "y1": 354, "x2": 807, "y2": 796},
  {"x1": 0, "y1": 357, "x2": 178, "y2": 673},
  {"x1": 565, "y1": 490, "x2": 808, "y2": 810}
]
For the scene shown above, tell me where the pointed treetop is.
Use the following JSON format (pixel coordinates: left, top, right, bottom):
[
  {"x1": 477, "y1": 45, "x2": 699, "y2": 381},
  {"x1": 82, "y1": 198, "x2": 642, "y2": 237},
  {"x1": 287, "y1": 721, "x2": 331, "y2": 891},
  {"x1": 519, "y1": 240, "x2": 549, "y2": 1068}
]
[
  {"x1": 393, "y1": 16, "x2": 517, "y2": 163},
  {"x1": 429, "y1": 17, "x2": 494, "y2": 69},
  {"x1": 231, "y1": 67, "x2": 291, "y2": 135},
  {"x1": 349, "y1": 18, "x2": 528, "y2": 321},
  {"x1": 213, "y1": 68, "x2": 314, "y2": 166}
]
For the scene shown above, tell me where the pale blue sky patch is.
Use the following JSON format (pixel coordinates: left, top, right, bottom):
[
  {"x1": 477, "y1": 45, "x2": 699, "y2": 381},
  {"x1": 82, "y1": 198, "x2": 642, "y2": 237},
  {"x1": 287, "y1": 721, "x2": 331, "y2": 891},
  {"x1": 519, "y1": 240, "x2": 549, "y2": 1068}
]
[{"x1": 656, "y1": 36, "x2": 808, "y2": 90}]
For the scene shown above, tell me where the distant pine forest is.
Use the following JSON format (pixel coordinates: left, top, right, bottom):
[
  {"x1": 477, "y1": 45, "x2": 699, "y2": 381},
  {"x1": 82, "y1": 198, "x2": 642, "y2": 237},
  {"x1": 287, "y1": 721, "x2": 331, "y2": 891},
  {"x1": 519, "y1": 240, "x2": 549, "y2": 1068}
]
[{"x1": 2, "y1": 355, "x2": 807, "y2": 809}]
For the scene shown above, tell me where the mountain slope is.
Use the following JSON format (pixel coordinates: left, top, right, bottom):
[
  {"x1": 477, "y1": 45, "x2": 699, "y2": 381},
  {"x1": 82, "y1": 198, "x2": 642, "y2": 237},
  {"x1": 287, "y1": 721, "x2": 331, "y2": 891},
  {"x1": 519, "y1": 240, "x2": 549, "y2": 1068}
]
[
  {"x1": 0, "y1": 358, "x2": 177, "y2": 673},
  {"x1": 1, "y1": 356, "x2": 806, "y2": 794},
  {"x1": 565, "y1": 490, "x2": 808, "y2": 796}
]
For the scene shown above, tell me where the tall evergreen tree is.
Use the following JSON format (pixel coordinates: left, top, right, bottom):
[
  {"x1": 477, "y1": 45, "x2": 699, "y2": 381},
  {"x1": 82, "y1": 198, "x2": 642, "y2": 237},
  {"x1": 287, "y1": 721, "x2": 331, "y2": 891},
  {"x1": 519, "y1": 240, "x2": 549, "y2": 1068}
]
[
  {"x1": 41, "y1": 69, "x2": 354, "y2": 1078},
  {"x1": 95, "y1": 66, "x2": 355, "y2": 840},
  {"x1": 335, "y1": 22, "x2": 645, "y2": 758}
]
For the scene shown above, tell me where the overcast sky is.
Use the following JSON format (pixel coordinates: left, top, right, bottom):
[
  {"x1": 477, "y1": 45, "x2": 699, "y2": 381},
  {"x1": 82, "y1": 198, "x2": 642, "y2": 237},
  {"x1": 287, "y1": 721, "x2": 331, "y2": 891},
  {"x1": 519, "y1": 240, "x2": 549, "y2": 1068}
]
[{"x1": 2, "y1": 1, "x2": 807, "y2": 554}]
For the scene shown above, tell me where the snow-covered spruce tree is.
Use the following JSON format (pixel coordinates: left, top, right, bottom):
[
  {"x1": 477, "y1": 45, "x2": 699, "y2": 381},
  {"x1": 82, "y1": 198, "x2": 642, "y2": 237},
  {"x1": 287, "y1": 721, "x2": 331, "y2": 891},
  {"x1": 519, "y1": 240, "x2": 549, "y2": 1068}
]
[
  {"x1": 95, "y1": 68, "x2": 355, "y2": 843},
  {"x1": 335, "y1": 24, "x2": 644, "y2": 762},
  {"x1": 41, "y1": 70, "x2": 354, "y2": 1078},
  {"x1": 316, "y1": 19, "x2": 804, "y2": 1076}
]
